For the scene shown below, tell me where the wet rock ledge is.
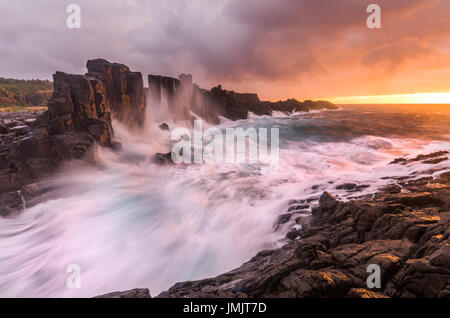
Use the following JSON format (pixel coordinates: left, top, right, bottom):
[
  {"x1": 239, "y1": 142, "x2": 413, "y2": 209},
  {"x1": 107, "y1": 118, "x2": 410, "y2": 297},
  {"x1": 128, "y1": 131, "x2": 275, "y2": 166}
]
[{"x1": 99, "y1": 151, "x2": 450, "y2": 298}]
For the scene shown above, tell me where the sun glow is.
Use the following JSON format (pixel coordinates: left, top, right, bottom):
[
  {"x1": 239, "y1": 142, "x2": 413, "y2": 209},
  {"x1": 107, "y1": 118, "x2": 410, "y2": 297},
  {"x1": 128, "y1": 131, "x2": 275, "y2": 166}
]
[{"x1": 330, "y1": 92, "x2": 450, "y2": 104}]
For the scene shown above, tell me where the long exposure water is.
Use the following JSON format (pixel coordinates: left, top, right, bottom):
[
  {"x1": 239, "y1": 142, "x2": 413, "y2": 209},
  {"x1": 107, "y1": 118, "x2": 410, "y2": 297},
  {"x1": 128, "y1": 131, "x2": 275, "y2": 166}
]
[{"x1": 0, "y1": 104, "x2": 449, "y2": 297}]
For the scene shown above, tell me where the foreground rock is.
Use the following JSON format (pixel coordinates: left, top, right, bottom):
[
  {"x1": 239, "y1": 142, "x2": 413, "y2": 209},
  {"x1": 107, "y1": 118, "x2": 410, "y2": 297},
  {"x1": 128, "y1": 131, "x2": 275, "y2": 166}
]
[
  {"x1": 99, "y1": 151, "x2": 449, "y2": 298},
  {"x1": 94, "y1": 288, "x2": 151, "y2": 298}
]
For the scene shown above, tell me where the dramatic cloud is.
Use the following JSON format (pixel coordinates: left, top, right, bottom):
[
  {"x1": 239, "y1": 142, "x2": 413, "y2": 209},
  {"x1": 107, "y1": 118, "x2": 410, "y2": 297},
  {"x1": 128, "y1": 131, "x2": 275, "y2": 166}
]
[{"x1": 1, "y1": 0, "x2": 450, "y2": 100}]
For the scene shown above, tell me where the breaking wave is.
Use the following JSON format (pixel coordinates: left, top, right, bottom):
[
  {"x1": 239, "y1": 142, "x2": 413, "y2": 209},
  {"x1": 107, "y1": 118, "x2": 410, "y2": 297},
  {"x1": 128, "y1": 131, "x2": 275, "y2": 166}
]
[{"x1": 0, "y1": 104, "x2": 449, "y2": 297}]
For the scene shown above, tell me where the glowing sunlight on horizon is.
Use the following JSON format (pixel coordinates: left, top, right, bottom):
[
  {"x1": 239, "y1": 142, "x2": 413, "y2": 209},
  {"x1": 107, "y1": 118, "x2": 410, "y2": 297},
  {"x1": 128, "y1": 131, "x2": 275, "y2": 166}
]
[{"x1": 329, "y1": 92, "x2": 450, "y2": 105}]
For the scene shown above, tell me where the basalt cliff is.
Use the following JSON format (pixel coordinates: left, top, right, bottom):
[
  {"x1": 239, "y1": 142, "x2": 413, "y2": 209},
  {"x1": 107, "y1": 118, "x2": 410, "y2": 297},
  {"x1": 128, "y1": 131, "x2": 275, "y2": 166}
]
[
  {"x1": 0, "y1": 59, "x2": 336, "y2": 216},
  {"x1": 0, "y1": 59, "x2": 145, "y2": 205},
  {"x1": 148, "y1": 73, "x2": 336, "y2": 124}
]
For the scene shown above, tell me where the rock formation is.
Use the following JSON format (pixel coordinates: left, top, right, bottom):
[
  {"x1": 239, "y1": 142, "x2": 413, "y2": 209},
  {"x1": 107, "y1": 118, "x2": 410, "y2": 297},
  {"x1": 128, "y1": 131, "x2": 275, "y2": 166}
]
[
  {"x1": 39, "y1": 71, "x2": 113, "y2": 146},
  {"x1": 94, "y1": 288, "x2": 151, "y2": 298},
  {"x1": 0, "y1": 110, "x2": 97, "y2": 198},
  {"x1": 87, "y1": 59, "x2": 146, "y2": 128},
  {"x1": 148, "y1": 74, "x2": 216, "y2": 123},
  {"x1": 148, "y1": 75, "x2": 180, "y2": 107},
  {"x1": 147, "y1": 73, "x2": 337, "y2": 124},
  {"x1": 0, "y1": 59, "x2": 146, "y2": 209}
]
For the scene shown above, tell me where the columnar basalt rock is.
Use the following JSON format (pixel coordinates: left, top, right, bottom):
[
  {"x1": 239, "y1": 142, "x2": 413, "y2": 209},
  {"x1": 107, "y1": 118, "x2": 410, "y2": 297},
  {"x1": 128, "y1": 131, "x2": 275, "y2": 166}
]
[
  {"x1": 147, "y1": 75, "x2": 180, "y2": 104},
  {"x1": 0, "y1": 59, "x2": 145, "y2": 206},
  {"x1": 87, "y1": 59, "x2": 146, "y2": 127},
  {"x1": 148, "y1": 74, "x2": 211, "y2": 123},
  {"x1": 0, "y1": 70, "x2": 115, "y2": 195},
  {"x1": 147, "y1": 74, "x2": 182, "y2": 116},
  {"x1": 44, "y1": 71, "x2": 113, "y2": 146},
  {"x1": 147, "y1": 73, "x2": 337, "y2": 124}
]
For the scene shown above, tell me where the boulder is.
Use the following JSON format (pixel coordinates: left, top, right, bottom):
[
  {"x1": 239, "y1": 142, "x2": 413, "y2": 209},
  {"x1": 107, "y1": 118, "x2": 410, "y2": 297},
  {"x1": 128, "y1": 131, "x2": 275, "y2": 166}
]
[
  {"x1": 347, "y1": 288, "x2": 389, "y2": 298},
  {"x1": 158, "y1": 123, "x2": 169, "y2": 131},
  {"x1": 274, "y1": 213, "x2": 292, "y2": 230},
  {"x1": 95, "y1": 288, "x2": 151, "y2": 298},
  {"x1": 0, "y1": 124, "x2": 9, "y2": 134},
  {"x1": 319, "y1": 191, "x2": 338, "y2": 208},
  {"x1": 154, "y1": 152, "x2": 173, "y2": 165},
  {"x1": 336, "y1": 183, "x2": 357, "y2": 190},
  {"x1": 0, "y1": 191, "x2": 25, "y2": 216}
]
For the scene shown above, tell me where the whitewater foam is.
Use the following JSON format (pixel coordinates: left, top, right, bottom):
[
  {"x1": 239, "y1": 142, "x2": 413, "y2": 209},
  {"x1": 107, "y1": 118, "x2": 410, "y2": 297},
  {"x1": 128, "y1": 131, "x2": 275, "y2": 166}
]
[{"x1": 0, "y1": 106, "x2": 448, "y2": 297}]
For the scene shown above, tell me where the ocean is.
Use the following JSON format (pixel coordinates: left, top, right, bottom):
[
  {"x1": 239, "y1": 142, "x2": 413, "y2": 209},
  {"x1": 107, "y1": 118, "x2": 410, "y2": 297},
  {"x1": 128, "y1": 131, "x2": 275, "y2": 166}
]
[{"x1": 0, "y1": 104, "x2": 449, "y2": 297}]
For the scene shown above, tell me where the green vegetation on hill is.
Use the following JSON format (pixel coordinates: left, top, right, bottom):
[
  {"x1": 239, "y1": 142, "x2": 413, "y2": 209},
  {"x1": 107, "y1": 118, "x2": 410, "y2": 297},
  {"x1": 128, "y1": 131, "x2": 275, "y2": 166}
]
[{"x1": 0, "y1": 77, "x2": 53, "y2": 108}]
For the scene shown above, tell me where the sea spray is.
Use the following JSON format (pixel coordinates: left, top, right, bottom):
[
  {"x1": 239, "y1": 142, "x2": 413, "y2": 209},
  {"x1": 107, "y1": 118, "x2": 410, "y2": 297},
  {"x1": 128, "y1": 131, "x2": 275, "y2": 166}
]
[{"x1": 0, "y1": 105, "x2": 449, "y2": 297}]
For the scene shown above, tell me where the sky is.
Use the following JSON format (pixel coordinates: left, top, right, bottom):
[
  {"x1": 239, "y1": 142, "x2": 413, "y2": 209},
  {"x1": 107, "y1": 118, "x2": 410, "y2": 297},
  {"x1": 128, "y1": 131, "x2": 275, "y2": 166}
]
[{"x1": 1, "y1": 0, "x2": 450, "y2": 103}]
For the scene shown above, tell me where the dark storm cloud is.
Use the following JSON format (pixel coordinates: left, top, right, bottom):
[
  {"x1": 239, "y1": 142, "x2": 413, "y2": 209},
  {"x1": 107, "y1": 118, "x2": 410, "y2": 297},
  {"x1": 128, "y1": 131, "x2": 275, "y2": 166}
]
[{"x1": 0, "y1": 0, "x2": 449, "y2": 99}]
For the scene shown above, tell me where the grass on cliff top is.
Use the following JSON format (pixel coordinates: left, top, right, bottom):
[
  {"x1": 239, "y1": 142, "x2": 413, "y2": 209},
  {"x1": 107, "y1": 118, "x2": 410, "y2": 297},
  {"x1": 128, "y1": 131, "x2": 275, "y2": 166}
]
[
  {"x1": 0, "y1": 78, "x2": 53, "y2": 94},
  {"x1": 0, "y1": 106, "x2": 47, "y2": 113},
  {"x1": 0, "y1": 78, "x2": 53, "y2": 108}
]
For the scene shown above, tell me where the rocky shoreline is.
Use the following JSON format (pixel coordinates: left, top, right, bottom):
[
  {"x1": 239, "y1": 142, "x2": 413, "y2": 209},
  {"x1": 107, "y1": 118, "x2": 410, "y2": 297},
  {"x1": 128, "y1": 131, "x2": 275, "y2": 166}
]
[
  {"x1": 0, "y1": 59, "x2": 336, "y2": 217},
  {"x1": 99, "y1": 151, "x2": 450, "y2": 298},
  {"x1": 2, "y1": 59, "x2": 448, "y2": 299}
]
